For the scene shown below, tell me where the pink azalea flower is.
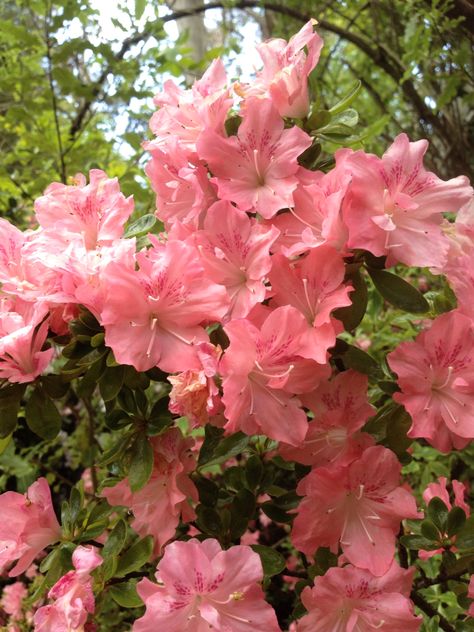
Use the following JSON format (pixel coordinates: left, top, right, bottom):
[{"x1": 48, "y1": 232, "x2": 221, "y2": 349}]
[
  {"x1": 195, "y1": 201, "x2": 280, "y2": 319},
  {"x1": 280, "y1": 370, "x2": 375, "y2": 467},
  {"x1": 0, "y1": 478, "x2": 61, "y2": 577},
  {"x1": 419, "y1": 476, "x2": 470, "y2": 559},
  {"x1": 34, "y1": 170, "x2": 134, "y2": 250},
  {"x1": 270, "y1": 167, "x2": 350, "y2": 257},
  {"x1": 1, "y1": 582, "x2": 27, "y2": 620},
  {"x1": 292, "y1": 445, "x2": 421, "y2": 575},
  {"x1": 197, "y1": 98, "x2": 312, "y2": 218},
  {"x1": 168, "y1": 342, "x2": 222, "y2": 427},
  {"x1": 236, "y1": 20, "x2": 323, "y2": 119},
  {"x1": 297, "y1": 562, "x2": 421, "y2": 631},
  {"x1": 340, "y1": 134, "x2": 473, "y2": 267},
  {"x1": 33, "y1": 545, "x2": 102, "y2": 632},
  {"x1": 102, "y1": 428, "x2": 198, "y2": 554},
  {"x1": 388, "y1": 310, "x2": 474, "y2": 452},
  {"x1": 133, "y1": 538, "x2": 280, "y2": 631},
  {"x1": 220, "y1": 305, "x2": 330, "y2": 446},
  {"x1": 101, "y1": 238, "x2": 228, "y2": 373},
  {"x1": 0, "y1": 301, "x2": 54, "y2": 383},
  {"x1": 269, "y1": 246, "x2": 353, "y2": 363},
  {"x1": 149, "y1": 58, "x2": 232, "y2": 153},
  {"x1": 145, "y1": 138, "x2": 217, "y2": 228}
]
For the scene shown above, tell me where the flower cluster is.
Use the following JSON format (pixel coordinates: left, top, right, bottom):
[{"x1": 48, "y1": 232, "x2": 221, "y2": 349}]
[{"x1": 0, "y1": 18, "x2": 472, "y2": 632}]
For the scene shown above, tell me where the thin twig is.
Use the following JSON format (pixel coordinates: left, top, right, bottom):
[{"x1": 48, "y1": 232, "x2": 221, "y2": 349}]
[{"x1": 44, "y1": 2, "x2": 67, "y2": 183}]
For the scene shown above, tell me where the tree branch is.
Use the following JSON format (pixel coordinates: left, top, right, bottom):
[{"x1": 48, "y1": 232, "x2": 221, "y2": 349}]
[
  {"x1": 410, "y1": 591, "x2": 456, "y2": 632},
  {"x1": 45, "y1": 3, "x2": 67, "y2": 183}
]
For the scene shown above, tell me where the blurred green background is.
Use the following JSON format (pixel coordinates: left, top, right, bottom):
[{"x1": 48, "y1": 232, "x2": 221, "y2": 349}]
[{"x1": 1, "y1": 0, "x2": 473, "y2": 224}]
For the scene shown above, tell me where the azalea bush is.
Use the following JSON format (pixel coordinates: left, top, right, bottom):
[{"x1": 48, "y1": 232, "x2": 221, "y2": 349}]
[{"x1": 0, "y1": 20, "x2": 473, "y2": 632}]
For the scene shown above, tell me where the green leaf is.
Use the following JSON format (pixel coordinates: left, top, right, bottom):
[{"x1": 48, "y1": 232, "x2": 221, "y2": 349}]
[
  {"x1": 260, "y1": 502, "x2": 293, "y2": 524},
  {"x1": 251, "y1": 545, "x2": 286, "y2": 577},
  {"x1": 245, "y1": 455, "x2": 263, "y2": 490},
  {"x1": 0, "y1": 384, "x2": 25, "y2": 437},
  {"x1": 332, "y1": 341, "x2": 383, "y2": 381},
  {"x1": 0, "y1": 433, "x2": 12, "y2": 455},
  {"x1": 383, "y1": 405, "x2": 413, "y2": 457},
  {"x1": 115, "y1": 536, "x2": 154, "y2": 578},
  {"x1": 427, "y1": 497, "x2": 449, "y2": 532},
  {"x1": 128, "y1": 435, "x2": 154, "y2": 492},
  {"x1": 447, "y1": 506, "x2": 467, "y2": 537},
  {"x1": 41, "y1": 375, "x2": 69, "y2": 399},
  {"x1": 329, "y1": 81, "x2": 361, "y2": 114},
  {"x1": 367, "y1": 268, "x2": 429, "y2": 313},
  {"x1": 421, "y1": 519, "x2": 441, "y2": 541},
  {"x1": 25, "y1": 386, "x2": 62, "y2": 439},
  {"x1": 333, "y1": 269, "x2": 368, "y2": 331},
  {"x1": 198, "y1": 425, "x2": 224, "y2": 466},
  {"x1": 109, "y1": 580, "x2": 143, "y2": 608},
  {"x1": 199, "y1": 430, "x2": 249, "y2": 467},
  {"x1": 99, "y1": 365, "x2": 125, "y2": 402},
  {"x1": 124, "y1": 214, "x2": 157, "y2": 239},
  {"x1": 455, "y1": 516, "x2": 474, "y2": 550},
  {"x1": 400, "y1": 534, "x2": 441, "y2": 551},
  {"x1": 196, "y1": 505, "x2": 222, "y2": 536},
  {"x1": 102, "y1": 519, "x2": 128, "y2": 558}
]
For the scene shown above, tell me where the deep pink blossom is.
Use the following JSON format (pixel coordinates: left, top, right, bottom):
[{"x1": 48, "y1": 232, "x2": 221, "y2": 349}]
[
  {"x1": 102, "y1": 428, "x2": 197, "y2": 554},
  {"x1": 292, "y1": 445, "x2": 421, "y2": 575},
  {"x1": 33, "y1": 545, "x2": 102, "y2": 632},
  {"x1": 340, "y1": 134, "x2": 473, "y2": 267},
  {"x1": 297, "y1": 562, "x2": 421, "y2": 631},
  {"x1": 195, "y1": 201, "x2": 279, "y2": 319},
  {"x1": 388, "y1": 310, "x2": 474, "y2": 452},
  {"x1": 197, "y1": 98, "x2": 311, "y2": 218},
  {"x1": 269, "y1": 246, "x2": 352, "y2": 363},
  {"x1": 133, "y1": 538, "x2": 280, "y2": 631},
  {"x1": 220, "y1": 306, "x2": 330, "y2": 446},
  {"x1": 236, "y1": 20, "x2": 323, "y2": 118},
  {"x1": 101, "y1": 238, "x2": 228, "y2": 372},
  {"x1": 0, "y1": 478, "x2": 61, "y2": 577},
  {"x1": 34, "y1": 170, "x2": 134, "y2": 250},
  {"x1": 280, "y1": 370, "x2": 375, "y2": 467}
]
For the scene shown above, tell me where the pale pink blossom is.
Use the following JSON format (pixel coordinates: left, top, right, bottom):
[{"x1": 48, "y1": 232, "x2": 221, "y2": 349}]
[
  {"x1": 280, "y1": 370, "x2": 375, "y2": 467},
  {"x1": 195, "y1": 201, "x2": 279, "y2": 319},
  {"x1": 34, "y1": 170, "x2": 134, "y2": 250},
  {"x1": 133, "y1": 538, "x2": 280, "y2": 631},
  {"x1": 1, "y1": 582, "x2": 27, "y2": 620},
  {"x1": 101, "y1": 238, "x2": 228, "y2": 373},
  {"x1": 0, "y1": 478, "x2": 61, "y2": 577},
  {"x1": 0, "y1": 301, "x2": 53, "y2": 383},
  {"x1": 220, "y1": 306, "x2": 330, "y2": 446},
  {"x1": 149, "y1": 58, "x2": 232, "y2": 153},
  {"x1": 388, "y1": 310, "x2": 474, "y2": 452},
  {"x1": 33, "y1": 545, "x2": 102, "y2": 632},
  {"x1": 292, "y1": 445, "x2": 421, "y2": 575},
  {"x1": 145, "y1": 138, "x2": 217, "y2": 228},
  {"x1": 340, "y1": 134, "x2": 473, "y2": 267},
  {"x1": 236, "y1": 20, "x2": 323, "y2": 119},
  {"x1": 102, "y1": 428, "x2": 198, "y2": 554},
  {"x1": 197, "y1": 98, "x2": 311, "y2": 218},
  {"x1": 269, "y1": 246, "x2": 352, "y2": 363},
  {"x1": 269, "y1": 167, "x2": 350, "y2": 257},
  {"x1": 168, "y1": 342, "x2": 222, "y2": 427},
  {"x1": 297, "y1": 562, "x2": 421, "y2": 631}
]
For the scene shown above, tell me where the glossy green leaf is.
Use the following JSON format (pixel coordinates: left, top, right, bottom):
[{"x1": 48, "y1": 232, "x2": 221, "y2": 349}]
[
  {"x1": 128, "y1": 435, "x2": 154, "y2": 492},
  {"x1": 251, "y1": 545, "x2": 286, "y2": 577},
  {"x1": 367, "y1": 268, "x2": 429, "y2": 313},
  {"x1": 115, "y1": 536, "x2": 154, "y2": 578},
  {"x1": 109, "y1": 580, "x2": 143, "y2": 608},
  {"x1": 25, "y1": 386, "x2": 62, "y2": 439},
  {"x1": 124, "y1": 214, "x2": 157, "y2": 239},
  {"x1": 329, "y1": 80, "x2": 361, "y2": 114}
]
